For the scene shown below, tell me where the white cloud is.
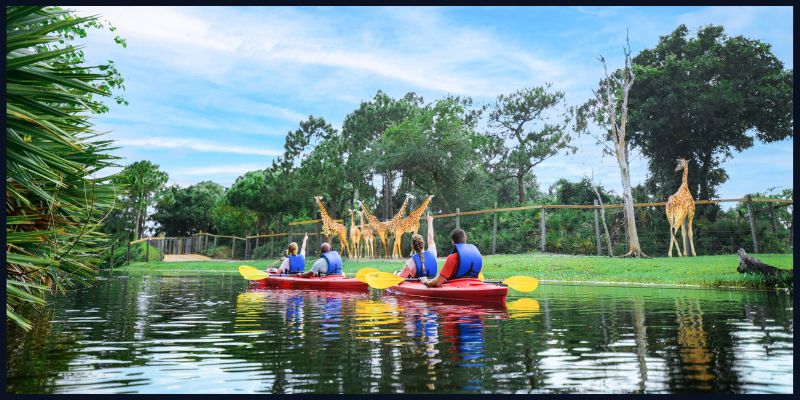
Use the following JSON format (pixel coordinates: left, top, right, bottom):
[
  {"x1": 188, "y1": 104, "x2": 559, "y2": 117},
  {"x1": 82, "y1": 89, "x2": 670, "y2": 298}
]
[
  {"x1": 115, "y1": 136, "x2": 282, "y2": 156},
  {"x1": 173, "y1": 164, "x2": 266, "y2": 176}
]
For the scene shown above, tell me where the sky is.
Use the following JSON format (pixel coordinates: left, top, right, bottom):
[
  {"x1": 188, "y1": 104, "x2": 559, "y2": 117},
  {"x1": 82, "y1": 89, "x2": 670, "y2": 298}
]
[{"x1": 71, "y1": 6, "x2": 793, "y2": 208}]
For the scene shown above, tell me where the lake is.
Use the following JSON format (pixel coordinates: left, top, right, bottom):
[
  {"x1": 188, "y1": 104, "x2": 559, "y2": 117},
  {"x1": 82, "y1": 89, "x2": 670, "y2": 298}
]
[{"x1": 5, "y1": 271, "x2": 793, "y2": 394}]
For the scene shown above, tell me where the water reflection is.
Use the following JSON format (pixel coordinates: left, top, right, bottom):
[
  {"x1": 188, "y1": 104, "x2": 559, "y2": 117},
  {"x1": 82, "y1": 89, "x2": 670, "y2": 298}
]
[{"x1": 5, "y1": 273, "x2": 793, "y2": 394}]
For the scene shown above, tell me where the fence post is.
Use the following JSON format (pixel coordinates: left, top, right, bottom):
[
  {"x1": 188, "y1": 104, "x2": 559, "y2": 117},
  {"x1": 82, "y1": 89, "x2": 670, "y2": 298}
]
[
  {"x1": 593, "y1": 200, "x2": 602, "y2": 256},
  {"x1": 455, "y1": 208, "x2": 460, "y2": 230},
  {"x1": 255, "y1": 236, "x2": 260, "y2": 258},
  {"x1": 745, "y1": 195, "x2": 759, "y2": 253},
  {"x1": 245, "y1": 237, "x2": 250, "y2": 260},
  {"x1": 540, "y1": 207, "x2": 546, "y2": 253},
  {"x1": 146, "y1": 238, "x2": 150, "y2": 261},
  {"x1": 127, "y1": 241, "x2": 131, "y2": 264},
  {"x1": 768, "y1": 202, "x2": 778, "y2": 232},
  {"x1": 213, "y1": 235, "x2": 218, "y2": 252},
  {"x1": 232, "y1": 238, "x2": 236, "y2": 259},
  {"x1": 271, "y1": 236, "x2": 274, "y2": 258},
  {"x1": 491, "y1": 202, "x2": 497, "y2": 255}
]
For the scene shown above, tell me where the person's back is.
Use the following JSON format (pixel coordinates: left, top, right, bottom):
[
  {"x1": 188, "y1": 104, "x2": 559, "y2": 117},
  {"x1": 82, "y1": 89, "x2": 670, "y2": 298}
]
[
  {"x1": 397, "y1": 215, "x2": 437, "y2": 278},
  {"x1": 301, "y1": 242, "x2": 346, "y2": 277},
  {"x1": 277, "y1": 234, "x2": 308, "y2": 274},
  {"x1": 422, "y1": 228, "x2": 482, "y2": 287}
]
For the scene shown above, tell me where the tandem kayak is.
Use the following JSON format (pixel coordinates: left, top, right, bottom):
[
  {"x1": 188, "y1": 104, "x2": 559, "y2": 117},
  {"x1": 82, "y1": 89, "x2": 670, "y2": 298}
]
[
  {"x1": 251, "y1": 274, "x2": 369, "y2": 291},
  {"x1": 384, "y1": 278, "x2": 508, "y2": 303}
]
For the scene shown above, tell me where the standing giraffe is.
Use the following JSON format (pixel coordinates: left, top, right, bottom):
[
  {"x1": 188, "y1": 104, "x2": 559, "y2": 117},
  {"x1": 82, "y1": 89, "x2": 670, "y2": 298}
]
[
  {"x1": 358, "y1": 194, "x2": 411, "y2": 258},
  {"x1": 391, "y1": 194, "x2": 434, "y2": 259},
  {"x1": 347, "y1": 209, "x2": 362, "y2": 258},
  {"x1": 314, "y1": 196, "x2": 351, "y2": 257},
  {"x1": 665, "y1": 158, "x2": 696, "y2": 257},
  {"x1": 357, "y1": 210, "x2": 374, "y2": 259}
]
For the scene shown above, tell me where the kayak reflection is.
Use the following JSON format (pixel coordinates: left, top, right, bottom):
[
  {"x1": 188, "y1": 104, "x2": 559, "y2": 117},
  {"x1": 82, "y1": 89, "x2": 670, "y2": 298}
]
[{"x1": 389, "y1": 295, "x2": 508, "y2": 391}]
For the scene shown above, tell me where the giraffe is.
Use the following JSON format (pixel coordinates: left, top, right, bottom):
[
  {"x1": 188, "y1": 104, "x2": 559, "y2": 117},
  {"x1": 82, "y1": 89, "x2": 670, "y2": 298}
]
[
  {"x1": 357, "y1": 210, "x2": 374, "y2": 259},
  {"x1": 665, "y1": 158, "x2": 696, "y2": 257},
  {"x1": 314, "y1": 196, "x2": 351, "y2": 257},
  {"x1": 348, "y1": 208, "x2": 362, "y2": 258},
  {"x1": 358, "y1": 194, "x2": 411, "y2": 258},
  {"x1": 391, "y1": 194, "x2": 434, "y2": 259}
]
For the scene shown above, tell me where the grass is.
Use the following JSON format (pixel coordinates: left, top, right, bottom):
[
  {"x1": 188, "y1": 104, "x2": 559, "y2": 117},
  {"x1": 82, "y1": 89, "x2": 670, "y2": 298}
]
[{"x1": 118, "y1": 252, "x2": 794, "y2": 289}]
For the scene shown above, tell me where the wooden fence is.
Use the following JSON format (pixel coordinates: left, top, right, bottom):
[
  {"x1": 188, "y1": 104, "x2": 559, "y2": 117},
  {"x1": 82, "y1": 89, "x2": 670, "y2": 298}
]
[{"x1": 126, "y1": 196, "x2": 792, "y2": 263}]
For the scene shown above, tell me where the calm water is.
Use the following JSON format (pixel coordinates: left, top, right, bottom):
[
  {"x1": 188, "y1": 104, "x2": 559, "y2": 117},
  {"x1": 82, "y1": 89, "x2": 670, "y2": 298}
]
[{"x1": 6, "y1": 271, "x2": 793, "y2": 394}]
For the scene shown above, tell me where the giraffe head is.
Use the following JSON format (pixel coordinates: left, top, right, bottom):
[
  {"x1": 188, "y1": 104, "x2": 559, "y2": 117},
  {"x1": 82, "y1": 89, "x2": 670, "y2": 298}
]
[{"x1": 675, "y1": 158, "x2": 689, "y2": 172}]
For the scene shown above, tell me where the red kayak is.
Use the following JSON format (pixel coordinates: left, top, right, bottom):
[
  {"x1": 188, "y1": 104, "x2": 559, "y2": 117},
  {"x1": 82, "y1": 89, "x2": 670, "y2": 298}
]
[
  {"x1": 385, "y1": 278, "x2": 507, "y2": 303},
  {"x1": 251, "y1": 274, "x2": 369, "y2": 291}
]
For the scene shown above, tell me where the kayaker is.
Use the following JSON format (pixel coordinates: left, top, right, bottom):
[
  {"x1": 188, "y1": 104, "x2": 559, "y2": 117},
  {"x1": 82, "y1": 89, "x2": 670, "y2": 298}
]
[
  {"x1": 395, "y1": 214, "x2": 437, "y2": 278},
  {"x1": 422, "y1": 228, "x2": 482, "y2": 287},
  {"x1": 300, "y1": 242, "x2": 346, "y2": 277},
  {"x1": 276, "y1": 233, "x2": 308, "y2": 274}
]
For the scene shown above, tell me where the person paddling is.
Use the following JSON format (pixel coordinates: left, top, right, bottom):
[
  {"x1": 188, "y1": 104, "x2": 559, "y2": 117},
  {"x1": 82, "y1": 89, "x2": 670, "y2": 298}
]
[
  {"x1": 276, "y1": 233, "x2": 308, "y2": 274},
  {"x1": 395, "y1": 215, "x2": 437, "y2": 279},
  {"x1": 300, "y1": 242, "x2": 346, "y2": 277},
  {"x1": 421, "y1": 228, "x2": 481, "y2": 287}
]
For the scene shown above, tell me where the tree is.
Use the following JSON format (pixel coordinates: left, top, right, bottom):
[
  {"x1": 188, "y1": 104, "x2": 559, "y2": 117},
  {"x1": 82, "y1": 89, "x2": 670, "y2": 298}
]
[
  {"x1": 6, "y1": 6, "x2": 126, "y2": 329},
  {"x1": 577, "y1": 36, "x2": 647, "y2": 257},
  {"x1": 151, "y1": 181, "x2": 225, "y2": 236},
  {"x1": 341, "y1": 91, "x2": 424, "y2": 219},
  {"x1": 226, "y1": 169, "x2": 272, "y2": 232},
  {"x1": 487, "y1": 84, "x2": 576, "y2": 204},
  {"x1": 211, "y1": 202, "x2": 258, "y2": 237},
  {"x1": 114, "y1": 161, "x2": 168, "y2": 239},
  {"x1": 379, "y1": 97, "x2": 491, "y2": 211},
  {"x1": 628, "y1": 25, "x2": 793, "y2": 203}
]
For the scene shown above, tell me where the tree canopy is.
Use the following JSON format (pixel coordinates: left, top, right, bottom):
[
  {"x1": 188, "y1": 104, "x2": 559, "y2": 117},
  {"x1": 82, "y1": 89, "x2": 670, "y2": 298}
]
[{"x1": 628, "y1": 24, "x2": 793, "y2": 202}]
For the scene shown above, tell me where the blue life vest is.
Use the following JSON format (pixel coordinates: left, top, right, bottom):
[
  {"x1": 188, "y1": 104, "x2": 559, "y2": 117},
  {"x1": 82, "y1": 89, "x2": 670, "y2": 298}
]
[
  {"x1": 412, "y1": 250, "x2": 438, "y2": 278},
  {"x1": 321, "y1": 251, "x2": 343, "y2": 275},
  {"x1": 448, "y1": 243, "x2": 482, "y2": 279},
  {"x1": 288, "y1": 254, "x2": 305, "y2": 273}
]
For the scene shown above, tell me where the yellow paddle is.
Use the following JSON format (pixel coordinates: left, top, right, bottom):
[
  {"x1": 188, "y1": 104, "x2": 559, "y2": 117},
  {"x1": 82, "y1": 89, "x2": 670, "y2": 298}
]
[
  {"x1": 364, "y1": 271, "x2": 540, "y2": 292},
  {"x1": 239, "y1": 265, "x2": 269, "y2": 281},
  {"x1": 355, "y1": 267, "x2": 381, "y2": 283}
]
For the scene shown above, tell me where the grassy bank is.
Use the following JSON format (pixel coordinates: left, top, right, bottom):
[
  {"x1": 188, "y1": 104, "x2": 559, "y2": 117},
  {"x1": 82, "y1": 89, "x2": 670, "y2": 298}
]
[{"x1": 118, "y1": 252, "x2": 793, "y2": 289}]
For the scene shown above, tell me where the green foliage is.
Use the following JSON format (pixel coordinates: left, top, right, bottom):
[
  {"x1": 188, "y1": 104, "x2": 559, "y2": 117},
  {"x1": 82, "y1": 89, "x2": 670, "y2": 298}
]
[
  {"x1": 111, "y1": 161, "x2": 168, "y2": 240},
  {"x1": 211, "y1": 203, "x2": 258, "y2": 236},
  {"x1": 628, "y1": 24, "x2": 794, "y2": 201},
  {"x1": 6, "y1": 6, "x2": 126, "y2": 330},
  {"x1": 487, "y1": 84, "x2": 576, "y2": 204},
  {"x1": 151, "y1": 181, "x2": 225, "y2": 236}
]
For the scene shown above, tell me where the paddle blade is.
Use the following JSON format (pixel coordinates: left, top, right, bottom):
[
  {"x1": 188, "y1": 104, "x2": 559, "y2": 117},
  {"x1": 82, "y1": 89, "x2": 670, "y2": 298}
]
[
  {"x1": 478, "y1": 272, "x2": 485, "y2": 281},
  {"x1": 239, "y1": 265, "x2": 268, "y2": 281},
  {"x1": 355, "y1": 267, "x2": 381, "y2": 283},
  {"x1": 364, "y1": 272, "x2": 405, "y2": 290},
  {"x1": 502, "y1": 276, "x2": 539, "y2": 292}
]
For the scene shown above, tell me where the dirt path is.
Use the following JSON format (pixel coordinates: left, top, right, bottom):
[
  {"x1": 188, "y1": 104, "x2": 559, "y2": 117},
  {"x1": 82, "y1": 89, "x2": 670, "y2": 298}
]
[{"x1": 163, "y1": 254, "x2": 214, "y2": 262}]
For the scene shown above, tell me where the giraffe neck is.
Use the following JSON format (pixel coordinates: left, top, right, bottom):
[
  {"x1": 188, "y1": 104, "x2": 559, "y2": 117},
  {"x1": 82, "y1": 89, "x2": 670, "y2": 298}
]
[
  {"x1": 681, "y1": 165, "x2": 689, "y2": 189},
  {"x1": 360, "y1": 203, "x2": 380, "y2": 225},
  {"x1": 358, "y1": 211, "x2": 366, "y2": 227},
  {"x1": 391, "y1": 197, "x2": 410, "y2": 223},
  {"x1": 349, "y1": 212, "x2": 356, "y2": 227},
  {"x1": 408, "y1": 196, "x2": 432, "y2": 219},
  {"x1": 316, "y1": 199, "x2": 332, "y2": 222}
]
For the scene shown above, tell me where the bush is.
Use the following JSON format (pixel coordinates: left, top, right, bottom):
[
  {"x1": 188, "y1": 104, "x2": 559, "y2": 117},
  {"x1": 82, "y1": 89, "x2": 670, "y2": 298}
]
[
  {"x1": 204, "y1": 245, "x2": 232, "y2": 259},
  {"x1": 103, "y1": 242, "x2": 162, "y2": 268}
]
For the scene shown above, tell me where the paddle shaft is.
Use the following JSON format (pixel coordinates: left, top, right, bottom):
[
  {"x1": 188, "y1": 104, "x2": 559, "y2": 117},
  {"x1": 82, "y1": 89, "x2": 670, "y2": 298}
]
[{"x1": 402, "y1": 277, "x2": 508, "y2": 287}]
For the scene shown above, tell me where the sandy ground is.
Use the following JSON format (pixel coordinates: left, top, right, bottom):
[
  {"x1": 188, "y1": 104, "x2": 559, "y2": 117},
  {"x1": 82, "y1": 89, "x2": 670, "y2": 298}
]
[{"x1": 163, "y1": 254, "x2": 214, "y2": 262}]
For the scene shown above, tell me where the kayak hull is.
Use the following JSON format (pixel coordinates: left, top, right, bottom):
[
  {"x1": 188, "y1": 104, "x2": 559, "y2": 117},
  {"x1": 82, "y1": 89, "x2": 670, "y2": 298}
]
[
  {"x1": 252, "y1": 275, "x2": 369, "y2": 291},
  {"x1": 385, "y1": 278, "x2": 507, "y2": 303}
]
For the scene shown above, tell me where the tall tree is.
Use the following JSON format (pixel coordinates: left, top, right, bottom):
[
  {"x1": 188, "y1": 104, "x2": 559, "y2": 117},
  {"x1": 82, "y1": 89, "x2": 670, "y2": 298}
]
[
  {"x1": 628, "y1": 25, "x2": 793, "y2": 202},
  {"x1": 378, "y1": 96, "x2": 490, "y2": 211},
  {"x1": 341, "y1": 91, "x2": 423, "y2": 219},
  {"x1": 151, "y1": 181, "x2": 225, "y2": 236},
  {"x1": 487, "y1": 84, "x2": 576, "y2": 204},
  {"x1": 6, "y1": 6, "x2": 126, "y2": 329},
  {"x1": 115, "y1": 160, "x2": 168, "y2": 239},
  {"x1": 577, "y1": 37, "x2": 647, "y2": 257}
]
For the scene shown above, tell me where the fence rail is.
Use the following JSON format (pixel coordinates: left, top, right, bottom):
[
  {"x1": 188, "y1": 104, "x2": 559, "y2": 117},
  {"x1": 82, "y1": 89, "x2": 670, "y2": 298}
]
[{"x1": 126, "y1": 195, "x2": 792, "y2": 264}]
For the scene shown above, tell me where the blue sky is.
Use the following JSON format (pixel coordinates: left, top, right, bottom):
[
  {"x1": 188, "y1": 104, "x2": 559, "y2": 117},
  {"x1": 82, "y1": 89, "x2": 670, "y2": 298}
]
[{"x1": 73, "y1": 6, "x2": 793, "y2": 206}]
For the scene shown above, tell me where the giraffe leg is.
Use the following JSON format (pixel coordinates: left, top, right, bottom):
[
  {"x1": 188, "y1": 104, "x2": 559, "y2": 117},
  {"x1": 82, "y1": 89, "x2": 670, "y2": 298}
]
[
  {"x1": 687, "y1": 216, "x2": 696, "y2": 257},
  {"x1": 675, "y1": 224, "x2": 684, "y2": 257},
  {"x1": 668, "y1": 223, "x2": 675, "y2": 257}
]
